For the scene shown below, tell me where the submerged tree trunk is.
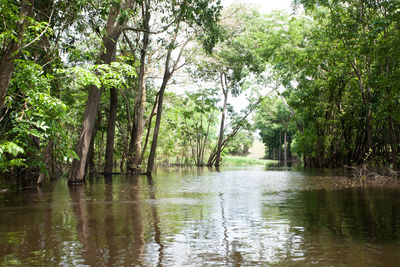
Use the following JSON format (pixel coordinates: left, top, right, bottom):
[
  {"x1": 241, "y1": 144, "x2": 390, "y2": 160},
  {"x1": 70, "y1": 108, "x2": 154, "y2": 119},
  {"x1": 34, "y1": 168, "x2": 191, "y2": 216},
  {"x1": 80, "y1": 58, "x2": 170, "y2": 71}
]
[
  {"x1": 146, "y1": 22, "x2": 184, "y2": 174},
  {"x1": 127, "y1": 1, "x2": 151, "y2": 173},
  {"x1": 284, "y1": 129, "x2": 287, "y2": 165},
  {"x1": 87, "y1": 111, "x2": 103, "y2": 175},
  {"x1": 104, "y1": 87, "x2": 118, "y2": 174},
  {"x1": 389, "y1": 116, "x2": 398, "y2": 170},
  {"x1": 69, "y1": 86, "x2": 103, "y2": 183},
  {"x1": 215, "y1": 73, "x2": 229, "y2": 167},
  {"x1": 146, "y1": 79, "x2": 168, "y2": 174}
]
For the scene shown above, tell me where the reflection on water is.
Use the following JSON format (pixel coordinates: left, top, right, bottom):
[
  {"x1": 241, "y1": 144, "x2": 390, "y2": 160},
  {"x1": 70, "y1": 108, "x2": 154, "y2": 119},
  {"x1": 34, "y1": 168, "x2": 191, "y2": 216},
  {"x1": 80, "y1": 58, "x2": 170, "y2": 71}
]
[{"x1": 1, "y1": 167, "x2": 400, "y2": 266}]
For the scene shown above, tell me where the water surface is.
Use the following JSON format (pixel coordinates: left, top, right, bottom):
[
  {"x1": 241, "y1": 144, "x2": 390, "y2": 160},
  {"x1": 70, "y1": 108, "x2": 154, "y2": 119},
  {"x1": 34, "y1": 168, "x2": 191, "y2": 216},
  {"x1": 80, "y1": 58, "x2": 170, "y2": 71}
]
[{"x1": 1, "y1": 166, "x2": 400, "y2": 266}]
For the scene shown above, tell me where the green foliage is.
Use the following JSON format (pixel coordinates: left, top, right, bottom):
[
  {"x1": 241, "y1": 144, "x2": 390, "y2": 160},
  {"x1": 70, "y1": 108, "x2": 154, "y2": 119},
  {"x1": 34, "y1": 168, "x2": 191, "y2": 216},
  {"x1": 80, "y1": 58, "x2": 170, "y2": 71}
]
[
  {"x1": 61, "y1": 61, "x2": 136, "y2": 90},
  {"x1": 152, "y1": 90, "x2": 219, "y2": 165},
  {"x1": 1, "y1": 60, "x2": 74, "y2": 173},
  {"x1": 254, "y1": 97, "x2": 293, "y2": 160},
  {"x1": 3, "y1": 0, "x2": 399, "y2": 179},
  {"x1": 0, "y1": 141, "x2": 25, "y2": 171},
  {"x1": 225, "y1": 130, "x2": 254, "y2": 156},
  {"x1": 254, "y1": 2, "x2": 400, "y2": 168}
]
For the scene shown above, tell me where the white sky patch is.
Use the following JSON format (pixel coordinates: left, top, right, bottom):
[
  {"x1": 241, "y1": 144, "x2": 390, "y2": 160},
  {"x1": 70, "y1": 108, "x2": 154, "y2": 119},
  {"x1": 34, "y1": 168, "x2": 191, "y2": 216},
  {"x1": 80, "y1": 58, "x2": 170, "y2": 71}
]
[{"x1": 222, "y1": 0, "x2": 294, "y2": 14}]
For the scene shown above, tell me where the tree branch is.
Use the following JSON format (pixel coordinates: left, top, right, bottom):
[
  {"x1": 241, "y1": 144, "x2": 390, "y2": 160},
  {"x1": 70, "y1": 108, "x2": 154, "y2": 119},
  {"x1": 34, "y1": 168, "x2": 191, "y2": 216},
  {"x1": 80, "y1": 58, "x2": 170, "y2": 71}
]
[{"x1": 24, "y1": 4, "x2": 54, "y2": 49}]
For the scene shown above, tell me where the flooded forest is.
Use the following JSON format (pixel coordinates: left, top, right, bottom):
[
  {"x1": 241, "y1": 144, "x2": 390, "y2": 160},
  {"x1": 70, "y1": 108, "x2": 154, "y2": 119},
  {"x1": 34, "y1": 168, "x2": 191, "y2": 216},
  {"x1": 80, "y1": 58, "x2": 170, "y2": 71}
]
[{"x1": 1, "y1": 0, "x2": 400, "y2": 266}]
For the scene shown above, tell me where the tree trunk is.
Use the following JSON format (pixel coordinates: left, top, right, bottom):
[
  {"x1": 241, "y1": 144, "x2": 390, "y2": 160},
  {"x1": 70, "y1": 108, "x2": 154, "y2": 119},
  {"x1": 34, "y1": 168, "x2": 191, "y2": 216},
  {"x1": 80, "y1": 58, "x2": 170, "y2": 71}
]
[
  {"x1": 145, "y1": 19, "x2": 184, "y2": 173},
  {"x1": 279, "y1": 131, "x2": 282, "y2": 161},
  {"x1": 284, "y1": 129, "x2": 287, "y2": 165},
  {"x1": 69, "y1": 85, "x2": 103, "y2": 183},
  {"x1": 104, "y1": 87, "x2": 118, "y2": 174},
  {"x1": 200, "y1": 113, "x2": 213, "y2": 166},
  {"x1": 127, "y1": 3, "x2": 151, "y2": 173},
  {"x1": 215, "y1": 73, "x2": 229, "y2": 167},
  {"x1": 146, "y1": 78, "x2": 169, "y2": 174},
  {"x1": 140, "y1": 93, "x2": 158, "y2": 164},
  {"x1": 37, "y1": 141, "x2": 53, "y2": 185},
  {"x1": 0, "y1": 61, "x2": 16, "y2": 114},
  {"x1": 366, "y1": 105, "x2": 372, "y2": 155},
  {"x1": 68, "y1": 3, "x2": 127, "y2": 183},
  {"x1": 207, "y1": 89, "x2": 269, "y2": 167},
  {"x1": 87, "y1": 112, "x2": 103, "y2": 175},
  {"x1": 389, "y1": 116, "x2": 398, "y2": 170}
]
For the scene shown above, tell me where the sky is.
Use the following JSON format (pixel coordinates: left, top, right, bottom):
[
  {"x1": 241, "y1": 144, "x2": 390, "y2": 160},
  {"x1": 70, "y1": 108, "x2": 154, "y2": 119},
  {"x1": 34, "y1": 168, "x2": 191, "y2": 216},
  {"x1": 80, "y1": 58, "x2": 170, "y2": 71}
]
[{"x1": 221, "y1": 0, "x2": 294, "y2": 14}]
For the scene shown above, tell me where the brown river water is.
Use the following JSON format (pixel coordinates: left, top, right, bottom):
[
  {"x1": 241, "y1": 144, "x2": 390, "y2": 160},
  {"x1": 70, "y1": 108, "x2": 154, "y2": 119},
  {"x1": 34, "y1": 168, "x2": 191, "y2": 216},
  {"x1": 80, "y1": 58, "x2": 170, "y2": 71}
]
[{"x1": 1, "y1": 166, "x2": 400, "y2": 266}]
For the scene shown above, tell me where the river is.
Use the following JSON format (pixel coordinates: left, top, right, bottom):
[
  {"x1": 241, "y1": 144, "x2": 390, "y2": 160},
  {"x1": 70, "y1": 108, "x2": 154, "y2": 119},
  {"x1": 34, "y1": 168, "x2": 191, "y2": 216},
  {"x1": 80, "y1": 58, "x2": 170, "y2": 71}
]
[{"x1": 1, "y1": 166, "x2": 400, "y2": 266}]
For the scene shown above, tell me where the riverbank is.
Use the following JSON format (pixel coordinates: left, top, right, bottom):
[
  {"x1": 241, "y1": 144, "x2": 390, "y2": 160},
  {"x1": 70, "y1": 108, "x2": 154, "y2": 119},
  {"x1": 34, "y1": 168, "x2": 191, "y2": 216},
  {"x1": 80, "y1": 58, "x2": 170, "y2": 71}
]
[{"x1": 222, "y1": 156, "x2": 278, "y2": 166}]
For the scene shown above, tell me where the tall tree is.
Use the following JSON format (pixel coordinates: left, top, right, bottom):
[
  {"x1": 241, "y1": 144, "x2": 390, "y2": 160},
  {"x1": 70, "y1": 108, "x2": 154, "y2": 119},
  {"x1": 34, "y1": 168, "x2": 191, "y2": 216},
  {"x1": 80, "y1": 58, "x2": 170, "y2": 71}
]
[
  {"x1": 126, "y1": 0, "x2": 152, "y2": 173},
  {"x1": 68, "y1": 0, "x2": 135, "y2": 183}
]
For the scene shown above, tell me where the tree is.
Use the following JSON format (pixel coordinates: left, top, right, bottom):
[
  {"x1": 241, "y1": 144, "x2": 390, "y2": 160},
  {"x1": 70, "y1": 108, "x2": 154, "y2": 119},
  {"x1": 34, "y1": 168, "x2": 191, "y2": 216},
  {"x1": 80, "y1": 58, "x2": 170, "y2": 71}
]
[
  {"x1": 225, "y1": 130, "x2": 254, "y2": 156},
  {"x1": 125, "y1": 0, "x2": 152, "y2": 173},
  {"x1": 145, "y1": 0, "x2": 223, "y2": 173},
  {"x1": 68, "y1": 0, "x2": 135, "y2": 183},
  {"x1": 254, "y1": 97, "x2": 292, "y2": 161}
]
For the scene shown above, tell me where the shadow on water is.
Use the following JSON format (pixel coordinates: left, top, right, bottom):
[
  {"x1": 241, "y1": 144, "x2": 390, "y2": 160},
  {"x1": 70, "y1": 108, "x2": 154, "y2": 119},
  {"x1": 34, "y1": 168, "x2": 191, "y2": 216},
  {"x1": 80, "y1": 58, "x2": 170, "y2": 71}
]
[
  {"x1": 147, "y1": 175, "x2": 164, "y2": 267},
  {"x1": 264, "y1": 160, "x2": 303, "y2": 171},
  {"x1": 264, "y1": 160, "x2": 347, "y2": 177},
  {"x1": 66, "y1": 174, "x2": 154, "y2": 266}
]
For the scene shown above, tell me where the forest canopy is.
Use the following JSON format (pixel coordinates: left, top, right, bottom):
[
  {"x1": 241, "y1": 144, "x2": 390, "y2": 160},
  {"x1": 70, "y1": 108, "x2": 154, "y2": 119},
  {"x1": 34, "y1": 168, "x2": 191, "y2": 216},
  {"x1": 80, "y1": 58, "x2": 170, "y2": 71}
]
[{"x1": 0, "y1": 0, "x2": 399, "y2": 184}]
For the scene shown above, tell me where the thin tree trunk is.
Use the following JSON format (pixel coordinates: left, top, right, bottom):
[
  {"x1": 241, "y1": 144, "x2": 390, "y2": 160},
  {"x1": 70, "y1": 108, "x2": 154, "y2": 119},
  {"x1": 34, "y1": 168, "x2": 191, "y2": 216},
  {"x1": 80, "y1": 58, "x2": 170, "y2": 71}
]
[
  {"x1": 215, "y1": 73, "x2": 229, "y2": 167},
  {"x1": 350, "y1": 59, "x2": 373, "y2": 160},
  {"x1": 146, "y1": 78, "x2": 169, "y2": 174},
  {"x1": 366, "y1": 104, "x2": 372, "y2": 154},
  {"x1": 389, "y1": 116, "x2": 398, "y2": 170},
  {"x1": 279, "y1": 131, "x2": 281, "y2": 161},
  {"x1": 127, "y1": 1, "x2": 151, "y2": 173},
  {"x1": 200, "y1": 112, "x2": 214, "y2": 166},
  {"x1": 104, "y1": 87, "x2": 118, "y2": 174},
  {"x1": 0, "y1": 62, "x2": 16, "y2": 114},
  {"x1": 140, "y1": 93, "x2": 159, "y2": 164},
  {"x1": 284, "y1": 129, "x2": 287, "y2": 165},
  {"x1": 145, "y1": 20, "x2": 184, "y2": 174},
  {"x1": 98, "y1": 130, "x2": 105, "y2": 171}
]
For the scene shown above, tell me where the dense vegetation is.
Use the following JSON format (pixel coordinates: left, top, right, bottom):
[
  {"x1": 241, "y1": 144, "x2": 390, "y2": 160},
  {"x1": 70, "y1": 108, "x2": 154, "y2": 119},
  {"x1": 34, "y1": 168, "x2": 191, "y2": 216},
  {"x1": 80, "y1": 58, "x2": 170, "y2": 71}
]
[
  {"x1": 253, "y1": 0, "x2": 400, "y2": 170},
  {"x1": 1, "y1": 0, "x2": 399, "y2": 184}
]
